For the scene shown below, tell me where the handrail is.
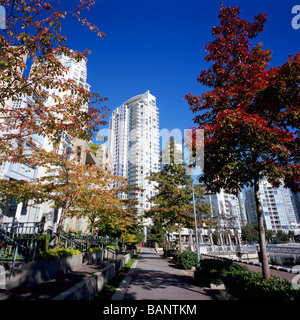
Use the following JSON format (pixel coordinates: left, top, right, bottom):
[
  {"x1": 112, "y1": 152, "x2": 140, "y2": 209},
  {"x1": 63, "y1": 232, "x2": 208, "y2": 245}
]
[
  {"x1": 0, "y1": 222, "x2": 40, "y2": 281},
  {"x1": 0, "y1": 229, "x2": 27, "y2": 251}
]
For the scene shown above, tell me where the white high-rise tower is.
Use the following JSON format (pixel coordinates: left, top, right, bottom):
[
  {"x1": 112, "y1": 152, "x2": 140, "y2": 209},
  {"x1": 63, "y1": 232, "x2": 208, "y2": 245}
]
[
  {"x1": 108, "y1": 91, "x2": 160, "y2": 228},
  {"x1": 244, "y1": 178, "x2": 299, "y2": 233}
]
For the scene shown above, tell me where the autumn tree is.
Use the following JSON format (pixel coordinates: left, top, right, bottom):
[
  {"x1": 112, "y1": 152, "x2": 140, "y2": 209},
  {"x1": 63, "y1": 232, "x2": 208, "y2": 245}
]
[
  {"x1": 185, "y1": 6, "x2": 300, "y2": 280},
  {"x1": 79, "y1": 179, "x2": 143, "y2": 245},
  {"x1": 0, "y1": 148, "x2": 127, "y2": 248},
  {"x1": 0, "y1": 1, "x2": 110, "y2": 235},
  {"x1": 0, "y1": 0, "x2": 107, "y2": 163},
  {"x1": 145, "y1": 137, "x2": 211, "y2": 253}
]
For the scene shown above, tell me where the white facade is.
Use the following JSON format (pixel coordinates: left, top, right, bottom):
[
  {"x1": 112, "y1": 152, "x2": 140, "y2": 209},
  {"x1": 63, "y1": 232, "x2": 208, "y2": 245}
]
[
  {"x1": 39, "y1": 52, "x2": 90, "y2": 233},
  {"x1": 0, "y1": 94, "x2": 44, "y2": 224},
  {"x1": 292, "y1": 185, "x2": 300, "y2": 224},
  {"x1": 204, "y1": 190, "x2": 244, "y2": 239},
  {"x1": 108, "y1": 91, "x2": 160, "y2": 225},
  {"x1": 244, "y1": 178, "x2": 299, "y2": 233},
  {"x1": 0, "y1": 51, "x2": 90, "y2": 232}
]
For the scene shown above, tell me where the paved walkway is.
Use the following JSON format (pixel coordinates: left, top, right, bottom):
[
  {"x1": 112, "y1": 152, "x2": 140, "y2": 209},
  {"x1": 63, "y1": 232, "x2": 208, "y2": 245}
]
[{"x1": 112, "y1": 247, "x2": 214, "y2": 300}]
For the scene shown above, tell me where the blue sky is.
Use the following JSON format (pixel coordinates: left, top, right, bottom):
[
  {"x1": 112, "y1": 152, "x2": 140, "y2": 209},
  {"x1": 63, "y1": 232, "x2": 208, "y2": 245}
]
[{"x1": 60, "y1": 0, "x2": 300, "y2": 142}]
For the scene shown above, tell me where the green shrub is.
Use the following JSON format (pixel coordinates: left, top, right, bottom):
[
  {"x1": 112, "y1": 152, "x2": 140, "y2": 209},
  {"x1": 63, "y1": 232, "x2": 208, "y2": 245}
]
[
  {"x1": 36, "y1": 234, "x2": 51, "y2": 255},
  {"x1": 90, "y1": 247, "x2": 103, "y2": 253},
  {"x1": 175, "y1": 251, "x2": 199, "y2": 270},
  {"x1": 37, "y1": 248, "x2": 80, "y2": 260},
  {"x1": 163, "y1": 248, "x2": 177, "y2": 258},
  {"x1": 173, "y1": 250, "x2": 181, "y2": 263},
  {"x1": 194, "y1": 258, "x2": 247, "y2": 286},
  {"x1": 223, "y1": 269, "x2": 300, "y2": 300},
  {"x1": 194, "y1": 258, "x2": 300, "y2": 300}
]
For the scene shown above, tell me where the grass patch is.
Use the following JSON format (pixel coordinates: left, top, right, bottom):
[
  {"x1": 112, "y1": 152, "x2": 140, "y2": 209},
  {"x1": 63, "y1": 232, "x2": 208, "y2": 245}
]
[{"x1": 94, "y1": 253, "x2": 139, "y2": 300}]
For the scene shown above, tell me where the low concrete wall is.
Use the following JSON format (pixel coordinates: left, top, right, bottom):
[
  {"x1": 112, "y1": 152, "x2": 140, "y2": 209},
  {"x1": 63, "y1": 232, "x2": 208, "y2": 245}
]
[
  {"x1": 4, "y1": 253, "x2": 83, "y2": 290},
  {"x1": 3, "y1": 249, "x2": 116, "y2": 290},
  {"x1": 269, "y1": 253, "x2": 300, "y2": 268},
  {"x1": 52, "y1": 250, "x2": 136, "y2": 300}
]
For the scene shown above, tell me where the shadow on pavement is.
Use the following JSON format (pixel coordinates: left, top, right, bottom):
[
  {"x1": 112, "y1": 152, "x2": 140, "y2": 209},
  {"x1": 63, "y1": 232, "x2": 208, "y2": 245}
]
[{"x1": 123, "y1": 267, "x2": 214, "y2": 300}]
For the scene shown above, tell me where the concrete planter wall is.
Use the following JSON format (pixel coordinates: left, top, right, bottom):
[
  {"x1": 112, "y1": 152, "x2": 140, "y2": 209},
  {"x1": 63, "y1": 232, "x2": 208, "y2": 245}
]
[
  {"x1": 2, "y1": 249, "x2": 136, "y2": 297},
  {"x1": 4, "y1": 253, "x2": 83, "y2": 290},
  {"x1": 53, "y1": 250, "x2": 136, "y2": 300},
  {"x1": 52, "y1": 263, "x2": 116, "y2": 300}
]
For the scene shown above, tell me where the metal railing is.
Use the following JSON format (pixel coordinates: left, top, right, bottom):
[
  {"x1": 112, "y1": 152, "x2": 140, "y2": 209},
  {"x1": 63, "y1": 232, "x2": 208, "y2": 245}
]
[
  {"x1": 266, "y1": 244, "x2": 300, "y2": 255},
  {"x1": 48, "y1": 232, "x2": 120, "y2": 263},
  {"x1": 0, "y1": 221, "x2": 40, "y2": 280},
  {"x1": 206, "y1": 245, "x2": 259, "y2": 254},
  {"x1": 51, "y1": 232, "x2": 119, "y2": 251},
  {"x1": 0, "y1": 222, "x2": 40, "y2": 262}
]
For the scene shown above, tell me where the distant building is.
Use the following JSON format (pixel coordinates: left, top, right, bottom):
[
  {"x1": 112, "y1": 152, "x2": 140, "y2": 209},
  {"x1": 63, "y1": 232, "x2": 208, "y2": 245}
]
[
  {"x1": 38, "y1": 51, "x2": 91, "y2": 233},
  {"x1": 108, "y1": 90, "x2": 160, "y2": 230},
  {"x1": 0, "y1": 52, "x2": 44, "y2": 224},
  {"x1": 95, "y1": 144, "x2": 113, "y2": 173},
  {"x1": 0, "y1": 50, "x2": 92, "y2": 232},
  {"x1": 244, "y1": 178, "x2": 299, "y2": 233},
  {"x1": 62, "y1": 138, "x2": 112, "y2": 234},
  {"x1": 291, "y1": 183, "x2": 300, "y2": 224},
  {"x1": 202, "y1": 190, "x2": 244, "y2": 246}
]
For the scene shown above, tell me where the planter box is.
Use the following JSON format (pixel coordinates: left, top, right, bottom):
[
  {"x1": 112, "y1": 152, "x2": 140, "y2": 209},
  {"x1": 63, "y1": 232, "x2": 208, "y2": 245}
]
[
  {"x1": 210, "y1": 283, "x2": 225, "y2": 290},
  {"x1": 2, "y1": 249, "x2": 136, "y2": 295},
  {"x1": 53, "y1": 249, "x2": 136, "y2": 300},
  {"x1": 52, "y1": 263, "x2": 116, "y2": 300},
  {"x1": 4, "y1": 253, "x2": 83, "y2": 290}
]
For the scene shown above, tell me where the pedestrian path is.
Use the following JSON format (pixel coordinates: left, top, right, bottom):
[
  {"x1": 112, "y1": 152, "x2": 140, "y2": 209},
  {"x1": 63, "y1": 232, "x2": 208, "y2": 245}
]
[{"x1": 112, "y1": 247, "x2": 214, "y2": 301}]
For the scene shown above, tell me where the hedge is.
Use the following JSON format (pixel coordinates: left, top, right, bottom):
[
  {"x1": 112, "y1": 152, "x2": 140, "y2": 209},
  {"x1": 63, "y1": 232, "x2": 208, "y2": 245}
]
[
  {"x1": 223, "y1": 269, "x2": 300, "y2": 300},
  {"x1": 37, "y1": 248, "x2": 81, "y2": 260},
  {"x1": 194, "y1": 258, "x2": 300, "y2": 300},
  {"x1": 36, "y1": 234, "x2": 51, "y2": 256},
  {"x1": 164, "y1": 249, "x2": 199, "y2": 270},
  {"x1": 175, "y1": 251, "x2": 199, "y2": 270},
  {"x1": 194, "y1": 258, "x2": 247, "y2": 286},
  {"x1": 163, "y1": 248, "x2": 177, "y2": 258}
]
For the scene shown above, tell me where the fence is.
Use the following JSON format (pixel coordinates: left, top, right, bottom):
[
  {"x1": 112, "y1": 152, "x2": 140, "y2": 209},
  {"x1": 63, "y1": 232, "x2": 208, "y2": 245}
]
[
  {"x1": 52, "y1": 232, "x2": 119, "y2": 251},
  {"x1": 49, "y1": 232, "x2": 120, "y2": 263},
  {"x1": 0, "y1": 222, "x2": 40, "y2": 262},
  {"x1": 205, "y1": 244, "x2": 300, "y2": 255},
  {"x1": 205, "y1": 245, "x2": 259, "y2": 254},
  {"x1": 0, "y1": 221, "x2": 41, "y2": 280},
  {"x1": 0, "y1": 223, "x2": 121, "y2": 280}
]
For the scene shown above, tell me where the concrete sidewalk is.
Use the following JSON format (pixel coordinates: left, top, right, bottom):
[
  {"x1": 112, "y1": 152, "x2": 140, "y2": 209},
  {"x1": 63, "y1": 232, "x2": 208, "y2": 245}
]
[{"x1": 112, "y1": 247, "x2": 215, "y2": 301}]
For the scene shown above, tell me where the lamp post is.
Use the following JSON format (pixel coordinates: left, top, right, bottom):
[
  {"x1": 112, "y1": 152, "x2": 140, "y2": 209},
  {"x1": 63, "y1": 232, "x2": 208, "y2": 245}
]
[{"x1": 192, "y1": 180, "x2": 200, "y2": 268}]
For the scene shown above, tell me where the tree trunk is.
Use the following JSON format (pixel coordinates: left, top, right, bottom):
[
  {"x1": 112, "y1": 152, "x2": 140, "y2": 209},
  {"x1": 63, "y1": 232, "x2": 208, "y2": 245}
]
[
  {"x1": 254, "y1": 177, "x2": 271, "y2": 281},
  {"x1": 178, "y1": 223, "x2": 183, "y2": 253},
  {"x1": 54, "y1": 207, "x2": 66, "y2": 249},
  {"x1": 90, "y1": 217, "x2": 95, "y2": 238}
]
